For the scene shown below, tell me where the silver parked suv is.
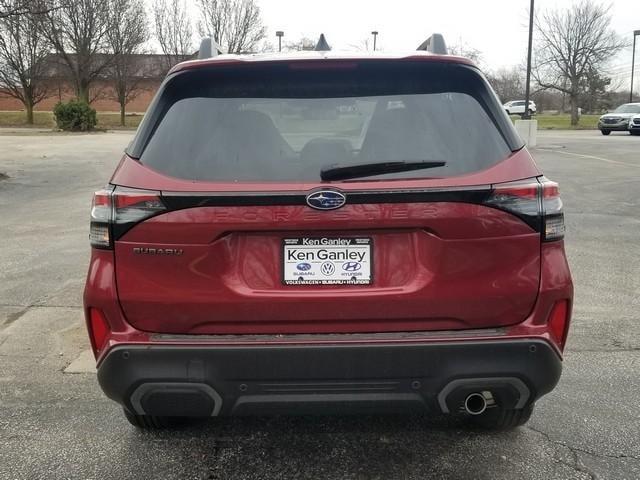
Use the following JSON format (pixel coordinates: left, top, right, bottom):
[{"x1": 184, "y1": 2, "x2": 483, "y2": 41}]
[{"x1": 598, "y1": 103, "x2": 640, "y2": 135}]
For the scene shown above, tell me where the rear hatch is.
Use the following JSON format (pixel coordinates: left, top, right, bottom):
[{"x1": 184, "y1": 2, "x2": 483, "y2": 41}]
[{"x1": 107, "y1": 58, "x2": 542, "y2": 335}]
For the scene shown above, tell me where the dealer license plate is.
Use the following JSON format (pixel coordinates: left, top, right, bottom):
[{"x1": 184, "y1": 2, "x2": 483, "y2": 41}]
[{"x1": 282, "y1": 237, "x2": 372, "y2": 285}]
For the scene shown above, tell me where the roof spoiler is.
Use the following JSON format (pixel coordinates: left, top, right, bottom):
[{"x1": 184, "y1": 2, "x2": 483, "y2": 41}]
[
  {"x1": 198, "y1": 37, "x2": 223, "y2": 59},
  {"x1": 416, "y1": 34, "x2": 447, "y2": 55}
]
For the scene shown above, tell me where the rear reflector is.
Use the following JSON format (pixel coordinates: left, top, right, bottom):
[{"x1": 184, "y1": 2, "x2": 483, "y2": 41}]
[
  {"x1": 89, "y1": 186, "x2": 166, "y2": 249},
  {"x1": 88, "y1": 308, "x2": 110, "y2": 355},
  {"x1": 548, "y1": 300, "x2": 570, "y2": 350}
]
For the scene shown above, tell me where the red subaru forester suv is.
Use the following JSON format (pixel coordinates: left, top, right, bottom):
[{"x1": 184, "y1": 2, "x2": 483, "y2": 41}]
[{"x1": 84, "y1": 35, "x2": 573, "y2": 430}]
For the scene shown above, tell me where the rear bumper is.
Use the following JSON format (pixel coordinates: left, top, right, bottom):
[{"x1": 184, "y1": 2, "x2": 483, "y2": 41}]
[{"x1": 97, "y1": 338, "x2": 562, "y2": 417}]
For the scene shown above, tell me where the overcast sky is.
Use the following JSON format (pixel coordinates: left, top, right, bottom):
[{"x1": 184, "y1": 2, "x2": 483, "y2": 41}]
[
  {"x1": 264, "y1": 0, "x2": 637, "y2": 75},
  {"x1": 177, "y1": 0, "x2": 640, "y2": 88}
]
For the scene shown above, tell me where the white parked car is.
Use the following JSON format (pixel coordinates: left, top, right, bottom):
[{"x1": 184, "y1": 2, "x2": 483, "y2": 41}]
[{"x1": 503, "y1": 100, "x2": 537, "y2": 115}]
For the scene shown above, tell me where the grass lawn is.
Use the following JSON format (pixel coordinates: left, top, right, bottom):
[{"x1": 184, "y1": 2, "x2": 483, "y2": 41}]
[
  {"x1": 510, "y1": 113, "x2": 599, "y2": 130},
  {"x1": 0, "y1": 110, "x2": 143, "y2": 129},
  {"x1": 0, "y1": 110, "x2": 599, "y2": 131}
]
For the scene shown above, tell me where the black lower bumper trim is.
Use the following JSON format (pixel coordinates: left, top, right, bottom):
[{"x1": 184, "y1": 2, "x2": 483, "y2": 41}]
[
  {"x1": 599, "y1": 126, "x2": 629, "y2": 131},
  {"x1": 97, "y1": 339, "x2": 562, "y2": 417}
]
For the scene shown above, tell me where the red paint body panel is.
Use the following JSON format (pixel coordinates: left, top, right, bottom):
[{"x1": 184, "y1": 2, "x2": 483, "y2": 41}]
[
  {"x1": 107, "y1": 148, "x2": 550, "y2": 335},
  {"x1": 83, "y1": 249, "x2": 149, "y2": 358},
  {"x1": 108, "y1": 148, "x2": 547, "y2": 335},
  {"x1": 114, "y1": 203, "x2": 541, "y2": 334},
  {"x1": 84, "y1": 241, "x2": 572, "y2": 364}
]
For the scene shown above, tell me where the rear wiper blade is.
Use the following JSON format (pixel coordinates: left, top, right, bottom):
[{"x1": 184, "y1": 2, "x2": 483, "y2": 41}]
[{"x1": 320, "y1": 160, "x2": 446, "y2": 181}]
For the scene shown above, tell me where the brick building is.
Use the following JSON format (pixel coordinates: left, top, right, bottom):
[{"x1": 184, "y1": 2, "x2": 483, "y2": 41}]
[{"x1": 0, "y1": 53, "x2": 188, "y2": 112}]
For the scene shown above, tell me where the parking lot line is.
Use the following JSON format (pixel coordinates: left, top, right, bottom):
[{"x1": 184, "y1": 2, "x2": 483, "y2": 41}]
[{"x1": 536, "y1": 148, "x2": 640, "y2": 169}]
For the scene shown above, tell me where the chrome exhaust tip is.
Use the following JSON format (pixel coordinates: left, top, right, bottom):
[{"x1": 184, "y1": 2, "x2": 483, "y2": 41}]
[{"x1": 464, "y1": 392, "x2": 488, "y2": 415}]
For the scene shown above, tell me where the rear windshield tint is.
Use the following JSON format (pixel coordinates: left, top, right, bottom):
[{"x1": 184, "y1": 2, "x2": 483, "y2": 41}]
[{"x1": 131, "y1": 61, "x2": 520, "y2": 182}]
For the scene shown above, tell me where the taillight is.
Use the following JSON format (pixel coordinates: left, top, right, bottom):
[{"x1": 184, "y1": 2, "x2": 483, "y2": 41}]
[
  {"x1": 484, "y1": 179, "x2": 541, "y2": 231},
  {"x1": 484, "y1": 177, "x2": 565, "y2": 241},
  {"x1": 88, "y1": 308, "x2": 110, "y2": 355},
  {"x1": 548, "y1": 300, "x2": 570, "y2": 350},
  {"x1": 89, "y1": 186, "x2": 166, "y2": 249}
]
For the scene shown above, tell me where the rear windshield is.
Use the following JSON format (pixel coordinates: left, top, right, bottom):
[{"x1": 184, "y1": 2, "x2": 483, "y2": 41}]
[{"x1": 131, "y1": 61, "x2": 519, "y2": 182}]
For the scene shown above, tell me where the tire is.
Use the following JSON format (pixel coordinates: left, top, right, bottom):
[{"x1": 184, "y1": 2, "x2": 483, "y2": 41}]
[
  {"x1": 527, "y1": 109, "x2": 534, "y2": 116},
  {"x1": 467, "y1": 403, "x2": 534, "y2": 430},
  {"x1": 600, "y1": 130, "x2": 611, "y2": 136},
  {"x1": 122, "y1": 408, "x2": 182, "y2": 429},
  {"x1": 629, "y1": 130, "x2": 640, "y2": 136}
]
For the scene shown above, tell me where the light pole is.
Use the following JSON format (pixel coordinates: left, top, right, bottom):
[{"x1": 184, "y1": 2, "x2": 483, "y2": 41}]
[
  {"x1": 523, "y1": 0, "x2": 535, "y2": 120},
  {"x1": 371, "y1": 31, "x2": 378, "y2": 51},
  {"x1": 630, "y1": 30, "x2": 640, "y2": 103},
  {"x1": 276, "y1": 31, "x2": 284, "y2": 52}
]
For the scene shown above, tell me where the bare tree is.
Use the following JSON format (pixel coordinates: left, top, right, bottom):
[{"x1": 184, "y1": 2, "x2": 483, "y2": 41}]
[
  {"x1": 42, "y1": 0, "x2": 113, "y2": 103},
  {"x1": 533, "y1": 0, "x2": 625, "y2": 125},
  {"x1": 196, "y1": 0, "x2": 265, "y2": 54},
  {"x1": 0, "y1": 0, "x2": 28, "y2": 18},
  {"x1": 0, "y1": 0, "x2": 55, "y2": 19},
  {"x1": 286, "y1": 36, "x2": 315, "y2": 52},
  {"x1": 348, "y1": 38, "x2": 372, "y2": 52},
  {"x1": 0, "y1": 3, "x2": 50, "y2": 123},
  {"x1": 153, "y1": 0, "x2": 193, "y2": 72},
  {"x1": 578, "y1": 67, "x2": 612, "y2": 113},
  {"x1": 530, "y1": 90, "x2": 563, "y2": 113},
  {"x1": 448, "y1": 41, "x2": 482, "y2": 65},
  {"x1": 107, "y1": 0, "x2": 148, "y2": 126},
  {"x1": 486, "y1": 67, "x2": 525, "y2": 103}
]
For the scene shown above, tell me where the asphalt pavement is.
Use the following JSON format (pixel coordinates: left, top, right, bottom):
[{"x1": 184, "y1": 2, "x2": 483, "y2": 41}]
[{"x1": 0, "y1": 129, "x2": 638, "y2": 480}]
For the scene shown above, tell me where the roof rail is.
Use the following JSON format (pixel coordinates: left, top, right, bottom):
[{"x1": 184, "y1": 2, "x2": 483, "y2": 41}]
[
  {"x1": 314, "y1": 33, "x2": 331, "y2": 51},
  {"x1": 198, "y1": 37, "x2": 221, "y2": 59},
  {"x1": 416, "y1": 34, "x2": 447, "y2": 55}
]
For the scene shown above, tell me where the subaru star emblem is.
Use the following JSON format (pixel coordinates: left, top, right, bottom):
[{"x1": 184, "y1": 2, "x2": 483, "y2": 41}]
[{"x1": 306, "y1": 190, "x2": 346, "y2": 210}]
